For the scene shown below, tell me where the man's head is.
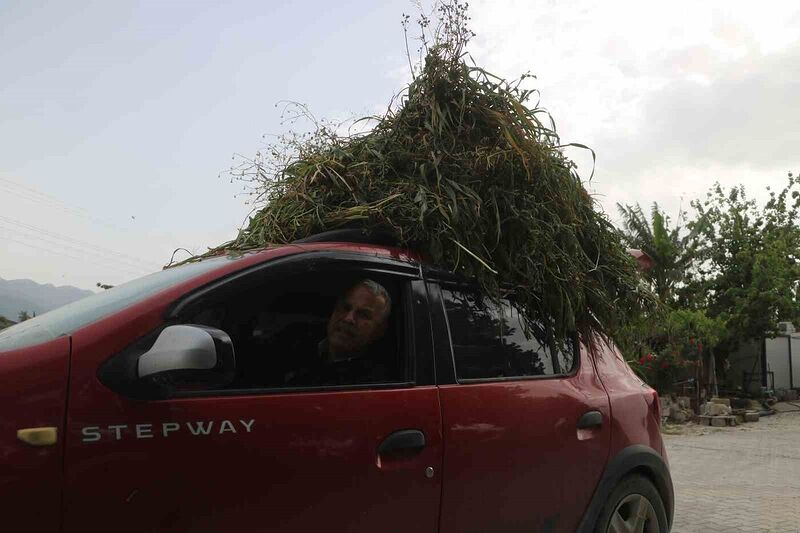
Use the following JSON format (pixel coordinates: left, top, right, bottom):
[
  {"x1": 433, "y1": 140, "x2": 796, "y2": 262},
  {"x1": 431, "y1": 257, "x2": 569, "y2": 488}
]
[{"x1": 326, "y1": 279, "x2": 391, "y2": 357}]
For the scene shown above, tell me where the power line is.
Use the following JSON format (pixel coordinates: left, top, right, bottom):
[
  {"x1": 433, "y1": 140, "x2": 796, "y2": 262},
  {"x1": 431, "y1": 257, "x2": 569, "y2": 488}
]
[
  {"x1": 0, "y1": 177, "x2": 93, "y2": 218},
  {"x1": 0, "y1": 234, "x2": 148, "y2": 278},
  {"x1": 0, "y1": 217, "x2": 157, "y2": 270},
  {"x1": 0, "y1": 226, "x2": 154, "y2": 276},
  {"x1": 0, "y1": 215, "x2": 159, "y2": 269},
  {"x1": 0, "y1": 221, "x2": 156, "y2": 273},
  {"x1": 0, "y1": 177, "x2": 135, "y2": 234},
  {"x1": 0, "y1": 177, "x2": 75, "y2": 204},
  {"x1": 0, "y1": 228, "x2": 155, "y2": 276},
  {"x1": 0, "y1": 184, "x2": 91, "y2": 219}
]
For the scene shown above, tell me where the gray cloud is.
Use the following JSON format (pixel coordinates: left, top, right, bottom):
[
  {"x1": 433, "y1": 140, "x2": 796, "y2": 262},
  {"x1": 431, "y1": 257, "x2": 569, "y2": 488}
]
[{"x1": 599, "y1": 42, "x2": 800, "y2": 177}]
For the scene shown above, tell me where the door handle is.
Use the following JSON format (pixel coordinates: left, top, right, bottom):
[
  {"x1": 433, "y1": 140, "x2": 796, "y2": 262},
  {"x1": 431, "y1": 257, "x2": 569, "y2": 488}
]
[
  {"x1": 378, "y1": 429, "x2": 426, "y2": 455},
  {"x1": 577, "y1": 411, "x2": 603, "y2": 429}
]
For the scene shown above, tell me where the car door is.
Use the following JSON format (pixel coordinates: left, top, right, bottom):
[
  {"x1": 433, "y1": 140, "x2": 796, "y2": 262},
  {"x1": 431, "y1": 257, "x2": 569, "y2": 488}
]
[
  {"x1": 62, "y1": 253, "x2": 442, "y2": 533},
  {"x1": 428, "y1": 282, "x2": 611, "y2": 533}
]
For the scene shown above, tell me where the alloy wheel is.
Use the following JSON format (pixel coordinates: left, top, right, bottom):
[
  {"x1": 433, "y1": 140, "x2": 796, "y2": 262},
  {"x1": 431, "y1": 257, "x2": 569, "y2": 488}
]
[{"x1": 606, "y1": 493, "x2": 660, "y2": 533}]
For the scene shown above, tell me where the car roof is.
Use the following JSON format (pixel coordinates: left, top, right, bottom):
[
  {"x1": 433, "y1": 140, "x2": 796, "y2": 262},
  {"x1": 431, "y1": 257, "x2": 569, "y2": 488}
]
[{"x1": 204, "y1": 241, "x2": 422, "y2": 272}]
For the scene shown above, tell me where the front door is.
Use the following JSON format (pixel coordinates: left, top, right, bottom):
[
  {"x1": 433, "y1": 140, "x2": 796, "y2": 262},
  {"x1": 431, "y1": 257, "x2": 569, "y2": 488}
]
[{"x1": 62, "y1": 259, "x2": 442, "y2": 532}]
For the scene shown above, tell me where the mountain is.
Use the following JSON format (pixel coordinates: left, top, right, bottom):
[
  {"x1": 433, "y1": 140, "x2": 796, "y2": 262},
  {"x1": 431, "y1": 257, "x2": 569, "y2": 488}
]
[{"x1": 0, "y1": 277, "x2": 95, "y2": 321}]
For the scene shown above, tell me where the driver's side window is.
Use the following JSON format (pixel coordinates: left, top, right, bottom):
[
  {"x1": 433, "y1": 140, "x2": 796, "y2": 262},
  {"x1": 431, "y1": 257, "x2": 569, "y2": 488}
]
[{"x1": 181, "y1": 270, "x2": 410, "y2": 391}]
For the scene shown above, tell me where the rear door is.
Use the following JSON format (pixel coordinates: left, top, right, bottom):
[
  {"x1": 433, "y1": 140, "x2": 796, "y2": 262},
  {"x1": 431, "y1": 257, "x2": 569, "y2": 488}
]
[
  {"x1": 62, "y1": 254, "x2": 443, "y2": 532},
  {"x1": 429, "y1": 283, "x2": 611, "y2": 533}
]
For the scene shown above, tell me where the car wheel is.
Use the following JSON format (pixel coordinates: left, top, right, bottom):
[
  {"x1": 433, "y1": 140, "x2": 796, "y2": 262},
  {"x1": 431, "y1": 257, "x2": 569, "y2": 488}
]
[{"x1": 594, "y1": 474, "x2": 668, "y2": 533}]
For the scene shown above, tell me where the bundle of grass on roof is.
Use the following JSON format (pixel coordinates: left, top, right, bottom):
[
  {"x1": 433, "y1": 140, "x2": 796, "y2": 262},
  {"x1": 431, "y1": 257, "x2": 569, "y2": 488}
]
[{"x1": 196, "y1": 2, "x2": 651, "y2": 347}]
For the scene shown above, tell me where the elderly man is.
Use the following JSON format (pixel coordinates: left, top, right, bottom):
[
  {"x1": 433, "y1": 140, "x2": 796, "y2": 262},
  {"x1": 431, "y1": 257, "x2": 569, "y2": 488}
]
[
  {"x1": 287, "y1": 279, "x2": 395, "y2": 386},
  {"x1": 323, "y1": 279, "x2": 391, "y2": 361}
]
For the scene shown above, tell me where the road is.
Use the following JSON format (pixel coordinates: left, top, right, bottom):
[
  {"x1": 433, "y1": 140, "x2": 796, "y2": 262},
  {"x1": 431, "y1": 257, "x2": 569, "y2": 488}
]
[{"x1": 663, "y1": 408, "x2": 800, "y2": 533}]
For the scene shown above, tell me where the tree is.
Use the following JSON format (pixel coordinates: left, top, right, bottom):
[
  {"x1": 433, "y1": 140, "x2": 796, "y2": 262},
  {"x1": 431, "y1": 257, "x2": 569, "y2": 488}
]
[
  {"x1": 617, "y1": 202, "x2": 701, "y2": 305},
  {"x1": 690, "y1": 173, "x2": 800, "y2": 353},
  {"x1": 17, "y1": 311, "x2": 31, "y2": 322},
  {"x1": 615, "y1": 203, "x2": 703, "y2": 385},
  {"x1": 619, "y1": 175, "x2": 800, "y2": 397}
]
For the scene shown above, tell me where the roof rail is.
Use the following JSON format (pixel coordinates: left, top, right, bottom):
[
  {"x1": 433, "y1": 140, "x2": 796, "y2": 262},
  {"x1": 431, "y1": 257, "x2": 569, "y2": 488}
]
[{"x1": 292, "y1": 228, "x2": 400, "y2": 247}]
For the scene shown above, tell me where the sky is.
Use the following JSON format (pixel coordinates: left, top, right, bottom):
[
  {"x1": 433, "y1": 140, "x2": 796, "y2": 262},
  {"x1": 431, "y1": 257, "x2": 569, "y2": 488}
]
[{"x1": 1, "y1": 1, "x2": 798, "y2": 291}]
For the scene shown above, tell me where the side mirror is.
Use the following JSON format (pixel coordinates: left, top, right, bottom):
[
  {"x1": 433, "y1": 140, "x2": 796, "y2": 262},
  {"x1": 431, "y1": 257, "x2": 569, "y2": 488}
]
[{"x1": 137, "y1": 325, "x2": 235, "y2": 387}]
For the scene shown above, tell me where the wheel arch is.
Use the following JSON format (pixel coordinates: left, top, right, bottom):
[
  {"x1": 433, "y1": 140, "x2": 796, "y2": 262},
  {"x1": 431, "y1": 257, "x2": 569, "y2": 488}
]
[{"x1": 576, "y1": 444, "x2": 674, "y2": 533}]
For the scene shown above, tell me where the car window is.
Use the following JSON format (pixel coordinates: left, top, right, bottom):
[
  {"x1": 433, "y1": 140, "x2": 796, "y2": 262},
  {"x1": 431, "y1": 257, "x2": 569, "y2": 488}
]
[
  {"x1": 442, "y1": 287, "x2": 575, "y2": 380},
  {"x1": 180, "y1": 271, "x2": 411, "y2": 391},
  {"x1": 0, "y1": 255, "x2": 243, "y2": 353}
]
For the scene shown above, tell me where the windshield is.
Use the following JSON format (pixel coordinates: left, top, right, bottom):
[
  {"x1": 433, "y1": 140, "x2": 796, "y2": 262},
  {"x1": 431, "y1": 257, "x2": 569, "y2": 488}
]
[{"x1": 0, "y1": 255, "x2": 243, "y2": 353}]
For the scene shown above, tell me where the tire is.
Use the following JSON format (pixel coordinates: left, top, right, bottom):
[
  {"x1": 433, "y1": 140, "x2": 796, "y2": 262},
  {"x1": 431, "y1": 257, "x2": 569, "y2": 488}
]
[{"x1": 593, "y1": 474, "x2": 669, "y2": 533}]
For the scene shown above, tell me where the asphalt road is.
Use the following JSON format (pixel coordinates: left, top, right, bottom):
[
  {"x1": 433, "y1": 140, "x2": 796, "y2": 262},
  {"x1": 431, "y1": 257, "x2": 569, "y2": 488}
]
[{"x1": 663, "y1": 408, "x2": 800, "y2": 533}]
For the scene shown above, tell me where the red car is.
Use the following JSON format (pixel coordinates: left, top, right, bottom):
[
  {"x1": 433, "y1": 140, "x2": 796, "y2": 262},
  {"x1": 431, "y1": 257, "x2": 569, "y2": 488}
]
[{"x1": 0, "y1": 233, "x2": 673, "y2": 533}]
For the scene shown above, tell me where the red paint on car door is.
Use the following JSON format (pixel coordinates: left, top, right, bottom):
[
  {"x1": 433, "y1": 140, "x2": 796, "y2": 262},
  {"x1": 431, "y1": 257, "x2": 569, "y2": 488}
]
[
  {"x1": 62, "y1": 310, "x2": 443, "y2": 532},
  {"x1": 437, "y1": 350, "x2": 611, "y2": 533}
]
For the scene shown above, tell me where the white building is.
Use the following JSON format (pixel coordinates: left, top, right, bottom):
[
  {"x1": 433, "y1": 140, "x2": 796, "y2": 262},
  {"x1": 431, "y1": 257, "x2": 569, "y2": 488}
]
[{"x1": 725, "y1": 322, "x2": 800, "y2": 394}]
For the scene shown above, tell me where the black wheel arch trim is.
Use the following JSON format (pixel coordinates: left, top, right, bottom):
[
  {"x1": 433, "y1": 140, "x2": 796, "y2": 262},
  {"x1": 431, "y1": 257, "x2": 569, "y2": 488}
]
[{"x1": 576, "y1": 444, "x2": 674, "y2": 533}]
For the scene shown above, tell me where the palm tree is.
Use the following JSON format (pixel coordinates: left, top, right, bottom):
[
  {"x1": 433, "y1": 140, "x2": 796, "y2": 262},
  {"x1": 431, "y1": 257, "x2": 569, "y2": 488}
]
[{"x1": 616, "y1": 203, "x2": 700, "y2": 304}]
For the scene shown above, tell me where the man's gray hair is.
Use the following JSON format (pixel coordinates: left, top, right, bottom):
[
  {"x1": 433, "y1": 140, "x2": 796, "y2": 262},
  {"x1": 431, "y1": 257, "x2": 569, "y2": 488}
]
[{"x1": 353, "y1": 279, "x2": 392, "y2": 320}]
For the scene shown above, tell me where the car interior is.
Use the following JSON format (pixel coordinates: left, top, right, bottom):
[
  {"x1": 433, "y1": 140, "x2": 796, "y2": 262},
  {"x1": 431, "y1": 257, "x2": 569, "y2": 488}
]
[{"x1": 183, "y1": 271, "x2": 408, "y2": 390}]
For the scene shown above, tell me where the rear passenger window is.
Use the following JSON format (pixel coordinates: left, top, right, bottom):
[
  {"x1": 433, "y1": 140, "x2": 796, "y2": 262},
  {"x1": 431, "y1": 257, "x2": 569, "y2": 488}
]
[{"x1": 442, "y1": 288, "x2": 575, "y2": 380}]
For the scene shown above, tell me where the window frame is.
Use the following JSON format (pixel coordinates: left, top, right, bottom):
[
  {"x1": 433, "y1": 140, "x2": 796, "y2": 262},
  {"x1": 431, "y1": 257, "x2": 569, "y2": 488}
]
[
  {"x1": 100, "y1": 251, "x2": 434, "y2": 399},
  {"x1": 428, "y1": 280, "x2": 580, "y2": 385}
]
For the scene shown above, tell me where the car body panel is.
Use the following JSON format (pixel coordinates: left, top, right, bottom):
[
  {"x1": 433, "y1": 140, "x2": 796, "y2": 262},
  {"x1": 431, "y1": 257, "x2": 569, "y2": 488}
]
[
  {"x1": 587, "y1": 339, "x2": 663, "y2": 458},
  {"x1": 0, "y1": 335, "x2": 70, "y2": 531},
  {"x1": 0, "y1": 242, "x2": 673, "y2": 531},
  {"x1": 582, "y1": 338, "x2": 674, "y2": 530},
  {"x1": 62, "y1": 385, "x2": 443, "y2": 532},
  {"x1": 436, "y1": 346, "x2": 612, "y2": 533},
  {"x1": 60, "y1": 244, "x2": 442, "y2": 532}
]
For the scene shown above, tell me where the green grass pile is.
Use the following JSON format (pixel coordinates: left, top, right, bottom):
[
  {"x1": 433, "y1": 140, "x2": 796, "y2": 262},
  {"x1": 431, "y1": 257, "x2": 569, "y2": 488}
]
[{"x1": 194, "y1": 4, "x2": 651, "y2": 346}]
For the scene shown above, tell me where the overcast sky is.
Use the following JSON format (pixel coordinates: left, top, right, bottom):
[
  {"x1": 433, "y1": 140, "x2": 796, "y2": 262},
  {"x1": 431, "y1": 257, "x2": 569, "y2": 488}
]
[{"x1": 2, "y1": 1, "x2": 798, "y2": 291}]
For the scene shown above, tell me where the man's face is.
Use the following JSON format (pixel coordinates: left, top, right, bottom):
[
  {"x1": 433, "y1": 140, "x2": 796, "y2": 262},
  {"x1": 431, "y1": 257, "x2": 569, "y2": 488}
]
[{"x1": 327, "y1": 285, "x2": 388, "y2": 356}]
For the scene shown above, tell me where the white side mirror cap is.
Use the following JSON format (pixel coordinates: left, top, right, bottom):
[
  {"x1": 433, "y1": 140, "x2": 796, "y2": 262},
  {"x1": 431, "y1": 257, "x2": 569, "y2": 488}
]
[{"x1": 138, "y1": 325, "x2": 217, "y2": 378}]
